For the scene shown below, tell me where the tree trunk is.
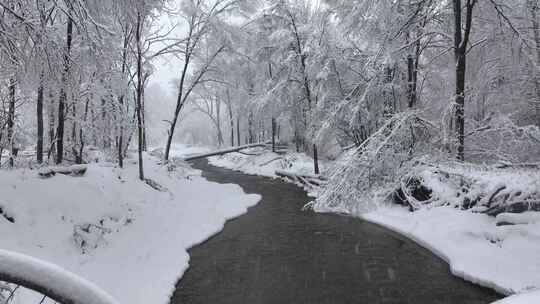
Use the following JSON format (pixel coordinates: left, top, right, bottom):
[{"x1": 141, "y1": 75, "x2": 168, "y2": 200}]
[
  {"x1": 164, "y1": 106, "x2": 179, "y2": 161},
  {"x1": 272, "y1": 117, "x2": 276, "y2": 152},
  {"x1": 7, "y1": 78, "x2": 16, "y2": 168},
  {"x1": 56, "y1": 83, "x2": 65, "y2": 163},
  {"x1": 101, "y1": 98, "x2": 110, "y2": 149},
  {"x1": 117, "y1": 26, "x2": 130, "y2": 168},
  {"x1": 215, "y1": 97, "x2": 223, "y2": 147},
  {"x1": 230, "y1": 118, "x2": 234, "y2": 147},
  {"x1": 71, "y1": 95, "x2": 80, "y2": 163},
  {"x1": 123, "y1": 108, "x2": 137, "y2": 159},
  {"x1": 407, "y1": 53, "x2": 415, "y2": 108},
  {"x1": 452, "y1": 0, "x2": 477, "y2": 161},
  {"x1": 56, "y1": 12, "x2": 73, "y2": 164},
  {"x1": 79, "y1": 98, "x2": 89, "y2": 165},
  {"x1": 164, "y1": 27, "x2": 194, "y2": 161},
  {"x1": 47, "y1": 91, "x2": 55, "y2": 161},
  {"x1": 141, "y1": 79, "x2": 147, "y2": 151},
  {"x1": 406, "y1": 41, "x2": 419, "y2": 109},
  {"x1": 455, "y1": 53, "x2": 466, "y2": 161},
  {"x1": 135, "y1": 11, "x2": 144, "y2": 180},
  {"x1": 36, "y1": 76, "x2": 44, "y2": 164},
  {"x1": 248, "y1": 111, "x2": 254, "y2": 144},
  {"x1": 313, "y1": 144, "x2": 319, "y2": 175},
  {"x1": 260, "y1": 122, "x2": 264, "y2": 142},
  {"x1": 236, "y1": 116, "x2": 240, "y2": 146},
  {"x1": 90, "y1": 107, "x2": 97, "y2": 146},
  {"x1": 226, "y1": 90, "x2": 234, "y2": 147},
  {"x1": 118, "y1": 96, "x2": 124, "y2": 168},
  {"x1": 290, "y1": 11, "x2": 320, "y2": 174},
  {"x1": 528, "y1": 0, "x2": 540, "y2": 128}
]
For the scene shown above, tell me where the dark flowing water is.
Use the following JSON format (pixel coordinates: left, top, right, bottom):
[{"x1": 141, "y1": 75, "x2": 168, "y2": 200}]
[{"x1": 170, "y1": 159, "x2": 501, "y2": 304}]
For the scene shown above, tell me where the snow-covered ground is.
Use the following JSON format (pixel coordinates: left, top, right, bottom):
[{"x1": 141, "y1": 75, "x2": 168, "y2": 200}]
[
  {"x1": 0, "y1": 151, "x2": 260, "y2": 304},
  {"x1": 4, "y1": 142, "x2": 537, "y2": 304},
  {"x1": 208, "y1": 146, "x2": 321, "y2": 178},
  {"x1": 493, "y1": 290, "x2": 540, "y2": 303},
  {"x1": 362, "y1": 206, "x2": 540, "y2": 298},
  {"x1": 155, "y1": 143, "x2": 211, "y2": 158}
]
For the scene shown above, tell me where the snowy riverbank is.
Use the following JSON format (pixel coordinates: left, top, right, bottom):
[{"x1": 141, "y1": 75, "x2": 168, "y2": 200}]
[
  {"x1": 208, "y1": 146, "x2": 322, "y2": 178},
  {"x1": 208, "y1": 147, "x2": 540, "y2": 303},
  {"x1": 0, "y1": 151, "x2": 260, "y2": 304},
  {"x1": 355, "y1": 163, "x2": 540, "y2": 303},
  {"x1": 362, "y1": 207, "x2": 540, "y2": 298}
]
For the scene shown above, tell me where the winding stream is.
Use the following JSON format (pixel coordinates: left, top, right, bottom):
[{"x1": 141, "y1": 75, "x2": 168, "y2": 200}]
[{"x1": 170, "y1": 159, "x2": 501, "y2": 304}]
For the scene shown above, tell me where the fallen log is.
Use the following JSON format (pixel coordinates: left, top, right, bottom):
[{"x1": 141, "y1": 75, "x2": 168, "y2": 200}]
[
  {"x1": 144, "y1": 178, "x2": 168, "y2": 192},
  {"x1": 495, "y1": 211, "x2": 540, "y2": 226},
  {"x1": 275, "y1": 170, "x2": 326, "y2": 189},
  {"x1": 259, "y1": 157, "x2": 283, "y2": 166},
  {"x1": 38, "y1": 164, "x2": 87, "y2": 178},
  {"x1": 275, "y1": 170, "x2": 325, "y2": 180},
  {"x1": 484, "y1": 201, "x2": 540, "y2": 217},
  {"x1": 483, "y1": 185, "x2": 507, "y2": 208},
  {"x1": 237, "y1": 151, "x2": 264, "y2": 156},
  {"x1": 494, "y1": 162, "x2": 540, "y2": 169},
  {"x1": 304, "y1": 178, "x2": 325, "y2": 187},
  {"x1": 183, "y1": 142, "x2": 270, "y2": 161}
]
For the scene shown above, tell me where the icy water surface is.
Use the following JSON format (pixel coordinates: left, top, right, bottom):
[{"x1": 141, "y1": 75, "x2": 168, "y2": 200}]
[{"x1": 170, "y1": 159, "x2": 501, "y2": 304}]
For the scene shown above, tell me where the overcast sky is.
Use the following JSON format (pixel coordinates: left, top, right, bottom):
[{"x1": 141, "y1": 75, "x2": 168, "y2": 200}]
[{"x1": 148, "y1": 0, "x2": 185, "y2": 98}]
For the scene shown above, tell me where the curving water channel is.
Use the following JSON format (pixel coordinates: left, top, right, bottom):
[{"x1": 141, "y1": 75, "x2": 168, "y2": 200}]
[{"x1": 170, "y1": 159, "x2": 501, "y2": 304}]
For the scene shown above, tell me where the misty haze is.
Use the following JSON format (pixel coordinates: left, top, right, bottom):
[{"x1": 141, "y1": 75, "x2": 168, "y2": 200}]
[{"x1": 0, "y1": 1, "x2": 539, "y2": 304}]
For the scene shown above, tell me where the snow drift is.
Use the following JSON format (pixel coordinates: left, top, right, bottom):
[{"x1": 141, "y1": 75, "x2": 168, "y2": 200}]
[{"x1": 0, "y1": 152, "x2": 260, "y2": 304}]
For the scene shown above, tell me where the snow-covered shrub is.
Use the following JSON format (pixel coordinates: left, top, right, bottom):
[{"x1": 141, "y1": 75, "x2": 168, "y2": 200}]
[
  {"x1": 73, "y1": 216, "x2": 133, "y2": 254},
  {"x1": 73, "y1": 223, "x2": 112, "y2": 254},
  {"x1": 394, "y1": 162, "x2": 540, "y2": 216},
  {"x1": 392, "y1": 162, "x2": 475, "y2": 210},
  {"x1": 311, "y1": 112, "x2": 437, "y2": 214},
  {"x1": 312, "y1": 106, "x2": 540, "y2": 217}
]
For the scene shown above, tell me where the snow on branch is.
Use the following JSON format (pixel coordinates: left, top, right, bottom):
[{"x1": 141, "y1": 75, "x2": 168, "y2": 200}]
[
  {"x1": 311, "y1": 112, "x2": 433, "y2": 214},
  {"x1": 392, "y1": 161, "x2": 540, "y2": 216},
  {"x1": 0, "y1": 249, "x2": 118, "y2": 304},
  {"x1": 275, "y1": 170, "x2": 327, "y2": 189}
]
